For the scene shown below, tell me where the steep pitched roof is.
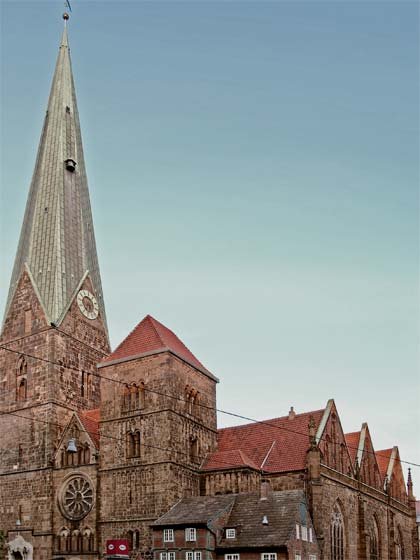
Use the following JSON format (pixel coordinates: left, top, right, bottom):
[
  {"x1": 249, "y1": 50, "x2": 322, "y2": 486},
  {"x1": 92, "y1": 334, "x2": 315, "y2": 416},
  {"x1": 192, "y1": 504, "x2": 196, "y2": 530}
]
[
  {"x1": 203, "y1": 449, "x2": 261, "y2": 471},
  {"x1": 219, "y1": 490, "x2": 310, "y2": 548},
  {"x1": 101, "y1": 315, "x2": 216, "y2": 380},
  {"x1": 153, "y1": 490, "x2": 313, "y2": 550},
  {"x1": 78, "y1": 409, "x2": 100, "y2": 449},
  {"x1": 376, "y1": 448, "x2": 393, "y2": 481},
  {"x1": 153, "y1": 494, "x2": 235, "y2": 526},
  {"x1": 345, "y1": 431, "x2": 361, "y2": 464},
  {"x1": 204, "y1": 409, "x2": 325, "y2": 473},
  {"x1": 4, "y1": 24, "x2": 107, "y2": 329}
]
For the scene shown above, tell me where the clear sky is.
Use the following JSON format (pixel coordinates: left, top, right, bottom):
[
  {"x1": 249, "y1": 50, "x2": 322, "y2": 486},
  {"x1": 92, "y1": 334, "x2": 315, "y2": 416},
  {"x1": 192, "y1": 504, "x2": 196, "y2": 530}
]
[{"x1": 1, "y1": 1, "x2": 419, "y2": 479}]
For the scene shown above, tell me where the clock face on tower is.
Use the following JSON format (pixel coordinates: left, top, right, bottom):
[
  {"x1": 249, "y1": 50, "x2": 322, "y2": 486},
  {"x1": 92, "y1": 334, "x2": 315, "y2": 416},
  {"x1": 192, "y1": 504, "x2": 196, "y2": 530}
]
[{"x1": 77, "y1": 289, "x2": 99, "y2": 320}]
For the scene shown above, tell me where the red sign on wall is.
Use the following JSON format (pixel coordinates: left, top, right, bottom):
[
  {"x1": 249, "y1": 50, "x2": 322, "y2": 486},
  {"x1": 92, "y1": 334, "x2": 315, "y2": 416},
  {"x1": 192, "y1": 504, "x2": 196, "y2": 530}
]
[{"x1": 106, "y1": 539, "x2": 131, "y2": 557}]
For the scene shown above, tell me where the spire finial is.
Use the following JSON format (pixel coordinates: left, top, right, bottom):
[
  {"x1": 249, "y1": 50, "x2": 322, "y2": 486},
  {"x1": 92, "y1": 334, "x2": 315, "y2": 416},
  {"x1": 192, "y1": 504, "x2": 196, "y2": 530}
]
[{"x1": 63, "y1": 12, "x2": 70, "y2": 21}]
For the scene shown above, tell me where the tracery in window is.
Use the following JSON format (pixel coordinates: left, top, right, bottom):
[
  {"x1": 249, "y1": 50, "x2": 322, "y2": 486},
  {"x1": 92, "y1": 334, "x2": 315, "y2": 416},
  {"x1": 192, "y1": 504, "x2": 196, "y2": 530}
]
[
  {"x1": 330, "y1": 503, "x2": 345, "y2": 560},
  {"x1": 369, "y1": 517, "x2": 380, "y2": 560}
]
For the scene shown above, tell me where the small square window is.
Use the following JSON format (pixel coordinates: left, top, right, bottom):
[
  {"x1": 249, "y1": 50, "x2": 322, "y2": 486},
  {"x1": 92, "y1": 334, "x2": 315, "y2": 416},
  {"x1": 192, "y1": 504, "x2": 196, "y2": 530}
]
[
  {"x1": 186, "y1": 553, "x2": 194, "y2": 560},
  {"x1": 226, "y1": 528, "x2": 236, "y2": 539},
  {"x1": 164, "y1": 529, "x2": 174, "y2": 542},
  {"x1": 186, "y1": 528, "x2": 197, "y2": 542},
  {"x1": 168, "y1": 553, "x2": 176, "y2": 560},
  {"x1": 194, "y1": 553, "x2": 201, "y2": 560}
]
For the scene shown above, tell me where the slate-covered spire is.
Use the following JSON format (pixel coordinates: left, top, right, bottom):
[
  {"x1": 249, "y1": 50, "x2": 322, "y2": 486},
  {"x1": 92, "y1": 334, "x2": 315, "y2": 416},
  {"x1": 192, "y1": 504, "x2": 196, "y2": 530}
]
[{"x1": 4, "y1": 20, "x2": 107, "y2": 330}]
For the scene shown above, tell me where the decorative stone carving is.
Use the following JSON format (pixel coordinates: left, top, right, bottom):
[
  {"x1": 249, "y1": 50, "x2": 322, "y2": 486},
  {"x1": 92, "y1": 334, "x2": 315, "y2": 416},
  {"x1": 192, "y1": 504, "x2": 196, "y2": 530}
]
[
  {"x1": 59, "y1": 474, "x2": 94, "y2": 520},
  {"x1": 6, "y1": 535, "x2": 33, "y2": 560}
]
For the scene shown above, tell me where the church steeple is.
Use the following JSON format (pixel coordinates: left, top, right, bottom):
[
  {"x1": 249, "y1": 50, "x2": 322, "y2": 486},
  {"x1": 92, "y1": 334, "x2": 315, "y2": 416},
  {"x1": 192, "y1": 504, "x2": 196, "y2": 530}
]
[{"x1": 4, "y1": 18, "x2": 107, "y2": 331}]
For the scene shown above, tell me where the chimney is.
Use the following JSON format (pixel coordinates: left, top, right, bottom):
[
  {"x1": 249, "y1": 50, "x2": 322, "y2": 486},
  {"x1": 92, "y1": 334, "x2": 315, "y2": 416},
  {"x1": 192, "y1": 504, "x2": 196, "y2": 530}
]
[
  {"x1": 260, "y1": 479, "x2": 271, "y2": 501},
  {"x1": 288, "y1": 406, "x2": 296, "y2": 420}
]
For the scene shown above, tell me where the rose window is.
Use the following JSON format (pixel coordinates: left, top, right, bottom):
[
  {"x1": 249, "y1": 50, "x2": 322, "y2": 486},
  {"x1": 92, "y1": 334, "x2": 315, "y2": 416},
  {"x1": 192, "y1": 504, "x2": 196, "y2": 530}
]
[{"x1": 60, "y1": 476, "x2": 94, "y2": 520}]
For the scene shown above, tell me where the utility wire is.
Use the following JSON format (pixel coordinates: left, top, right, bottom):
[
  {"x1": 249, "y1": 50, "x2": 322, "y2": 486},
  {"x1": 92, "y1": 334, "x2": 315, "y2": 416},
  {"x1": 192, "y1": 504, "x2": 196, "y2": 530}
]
[{"x1": 1, "y1": 343, "x2": 419, "y2": 470}]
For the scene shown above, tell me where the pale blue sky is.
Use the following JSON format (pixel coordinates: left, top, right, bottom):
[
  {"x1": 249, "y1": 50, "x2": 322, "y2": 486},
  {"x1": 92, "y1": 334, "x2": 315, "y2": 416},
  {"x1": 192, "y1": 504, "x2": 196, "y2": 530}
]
[{"x1": 1, "y1": 2, "x2": 419, "y2": 476}]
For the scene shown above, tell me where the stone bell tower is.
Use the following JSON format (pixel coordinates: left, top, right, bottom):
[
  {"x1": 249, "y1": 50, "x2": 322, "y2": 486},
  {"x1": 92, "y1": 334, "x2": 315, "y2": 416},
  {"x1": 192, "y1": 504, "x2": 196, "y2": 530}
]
[{"x1": 0, "y1": 15, "x2": 109, "y2": 559}]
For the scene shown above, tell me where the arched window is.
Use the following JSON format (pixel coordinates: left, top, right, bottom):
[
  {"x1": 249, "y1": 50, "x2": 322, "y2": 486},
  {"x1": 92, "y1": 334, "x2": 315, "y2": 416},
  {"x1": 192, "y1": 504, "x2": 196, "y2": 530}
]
[
  {"x1": 190, "y1": 436, "x2": 198, "y2": 463},
  {"x1": 58, "y1": 528, "x2": 70, "y2": 553},
  {"x1": 395, "y1": 527, "x2": 404, "y2": 560},
  {"x1": 127, "y1": 431, "x2": 140, "y2": 458},
  {"x1": 139, "y1": 382, "x2": 145, "y2": 408},
  {"x1": 130, "y1": 384, "x2": 139, "y2": 409},
  {"x1": 133, "y1": 529, "x2": 140, "y2": 550},
  {"x1": 84, "y1": 444, "x2": 91, "y2": 464},
  {"x1": 17, "y1": 378, "x2": 27, "y2": 401},
  {"x1": 330, "y1": 503, "x2": 345, "y2": 560},
  {"x1": 369, "y1": 517, "x2": 380, "y2": 560},
  {"x1": 82, "y1": 527, "x2": 94, "y2": 552}
]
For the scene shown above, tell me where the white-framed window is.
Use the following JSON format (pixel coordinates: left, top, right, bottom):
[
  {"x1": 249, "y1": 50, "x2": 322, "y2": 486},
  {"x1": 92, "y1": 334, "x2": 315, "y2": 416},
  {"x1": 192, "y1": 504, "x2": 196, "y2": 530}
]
[
  {"x1": 194, "y1": 552, "x2": 201, "y2": 560},
  {"x1": 225, "y1": 555, "x2": 240, "y2": 560},
  {"x1": 161, "y1": 553, "x2": 175, "y2": 560},
  {"x1": 186, "y1": 553, "x2": 194, "y2": 560},
  {"x1": 295, "y1": 555, "x2": 301, "y2": 560},
  {"x1": 302, "y1": 526, "x2": 308, "y2": 541},
  {"x1": 309, "y1": 527, "x2": 313, "y2": 543},
  {"x1": 163, "y1": 529, "x2": 174, "y2": 542},
  {"x1": 309, "y1": 555, "x2": 317, "y2": 560},
  {"x1": 226, "y1": 528, "x2": 236, "y2": 539},
  {"x1": 296, "y1": 523, "x2": 300, "y2": 540},
  {"x1": 185, "y1": 528, "x2": 197, "y2": 542},
  {"x1": 261, "y1": 554, "x2": 277, "y2": 560}
]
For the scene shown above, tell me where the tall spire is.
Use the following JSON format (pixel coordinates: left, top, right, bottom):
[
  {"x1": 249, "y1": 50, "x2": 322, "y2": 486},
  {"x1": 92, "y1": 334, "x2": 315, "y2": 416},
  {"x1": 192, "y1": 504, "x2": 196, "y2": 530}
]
[{"x1": 4, "y1": 20, "x2": 107, "y2": 331}]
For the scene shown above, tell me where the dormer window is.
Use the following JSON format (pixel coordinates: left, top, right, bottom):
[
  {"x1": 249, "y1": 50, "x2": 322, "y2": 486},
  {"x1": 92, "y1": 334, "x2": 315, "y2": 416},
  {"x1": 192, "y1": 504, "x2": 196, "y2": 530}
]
[{"x1": 226, "y1": 528, "x2": 236, "y2": 539}]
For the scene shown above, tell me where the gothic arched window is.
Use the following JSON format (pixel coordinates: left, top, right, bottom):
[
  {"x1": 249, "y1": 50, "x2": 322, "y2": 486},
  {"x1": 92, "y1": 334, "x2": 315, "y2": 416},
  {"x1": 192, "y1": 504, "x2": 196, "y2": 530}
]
[
  {"x1": 330, "y1": 503, "x2": 345, "y2": 560},
  {"x1": 395, "y1": 527, "x2": 404, "y2": 560},
  {"x1": 16, "y1": 356, "x2": 28, "y2": 401},
  {"x1": 369, "y1": 517, "x2": 380, "y2": 560},
  {"x1": 17, "y1": 377, "x2": 27, "y2": 401}
]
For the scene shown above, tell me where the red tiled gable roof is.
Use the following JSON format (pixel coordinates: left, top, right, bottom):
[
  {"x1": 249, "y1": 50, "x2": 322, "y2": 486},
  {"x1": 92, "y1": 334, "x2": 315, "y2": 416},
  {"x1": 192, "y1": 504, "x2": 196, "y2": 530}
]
[
  {"x1": 101, "y1": 315, "x2": 210, "y2": 375},
  {"x1": 203, "y1": 449, "x2": 260, "y2": 471},
  {"x1": 345, "y1": 431, "x2": 361, "y2": 464},
  {"x1": 206, "y1": 409, "x2": 325, "y2": 473},
  {"x1": 376, "y1": 448, "x2": 393, "y2": 480},
  {"x1": 79, "y1": 409, "x2": 100, "y2": 449}
]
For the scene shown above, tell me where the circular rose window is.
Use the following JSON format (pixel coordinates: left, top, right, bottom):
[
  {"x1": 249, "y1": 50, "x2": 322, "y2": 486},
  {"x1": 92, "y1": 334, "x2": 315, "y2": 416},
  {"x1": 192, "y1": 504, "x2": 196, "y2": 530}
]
[{"x1": 59, "y1": 475, "x2": 94, "y2": 520}]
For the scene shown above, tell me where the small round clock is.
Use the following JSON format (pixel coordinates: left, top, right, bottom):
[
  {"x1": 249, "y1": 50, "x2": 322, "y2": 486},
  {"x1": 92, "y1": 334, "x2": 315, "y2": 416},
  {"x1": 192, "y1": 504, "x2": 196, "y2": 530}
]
[{"x1": 77, "y1": 289, "x2": 99, "y2": 320}]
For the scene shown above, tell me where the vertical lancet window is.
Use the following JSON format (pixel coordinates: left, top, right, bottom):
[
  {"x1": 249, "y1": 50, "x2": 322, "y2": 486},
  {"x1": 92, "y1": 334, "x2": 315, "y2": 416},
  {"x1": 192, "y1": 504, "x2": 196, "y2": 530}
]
[{"x1": 330, "y1": 503, "x2": 345, "y2": 560}]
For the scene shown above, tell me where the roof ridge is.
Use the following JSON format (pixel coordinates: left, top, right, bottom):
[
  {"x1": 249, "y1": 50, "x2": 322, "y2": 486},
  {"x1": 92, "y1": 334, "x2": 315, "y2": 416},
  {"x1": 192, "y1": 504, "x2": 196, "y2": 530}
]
[
  {"x1": 147, "y1": 315, "x2": 167, "y2": 347},
  {"x1": 217, "y1": 408, "x2": 325, "y2": 433}
]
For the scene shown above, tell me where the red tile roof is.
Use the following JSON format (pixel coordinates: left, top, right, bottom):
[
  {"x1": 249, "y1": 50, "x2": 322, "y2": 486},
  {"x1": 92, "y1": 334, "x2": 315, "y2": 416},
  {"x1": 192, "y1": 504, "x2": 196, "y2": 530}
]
[
  {"x1": 204, "y1": 409, "x2": 325, "y2": 473},
  {"x1": 202, "y1": 449, "x2": 261, "y2": 471},
  {"x1": 345, "y1": 431, "x2": 361, "y2": 464},
  {"x1": 101, "y1": 315, "x2": 210, "y2": 375},
  {"x1": 375, "y1": 448, "x2": 393, "y2": 480},
  {"x1": 79, "y1": 409, "x2": 100, "y2": 449}
]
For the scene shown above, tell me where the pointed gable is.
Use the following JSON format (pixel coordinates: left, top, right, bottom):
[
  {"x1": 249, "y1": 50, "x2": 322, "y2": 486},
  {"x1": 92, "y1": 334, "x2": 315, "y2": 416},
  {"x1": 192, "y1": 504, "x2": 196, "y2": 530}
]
[
  {"x1": 376, "y1": 446, "x2": 408, "y2": 504},
  {"x1": 205, "y1": 408, "x2": 325, "y2": 473},
  {"x1": 101, "y1": 315, "x2": 216, "y2": 379},
  {"x1": 79, "y1": 409, "x2": 100, "y2": 449},
  {"x1": 316, "y1": 400, "x2": 353, "y2": 475},
  {"x1": 345, "y1": 431, "x2": 361, "y2": 465}
]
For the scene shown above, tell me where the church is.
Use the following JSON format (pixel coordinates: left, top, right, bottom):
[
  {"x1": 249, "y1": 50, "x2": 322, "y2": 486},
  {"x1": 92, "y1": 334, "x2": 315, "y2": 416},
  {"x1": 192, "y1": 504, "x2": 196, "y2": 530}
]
[{"x1": 0, "y1": 17, "x2": 418, "y2": 560}]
